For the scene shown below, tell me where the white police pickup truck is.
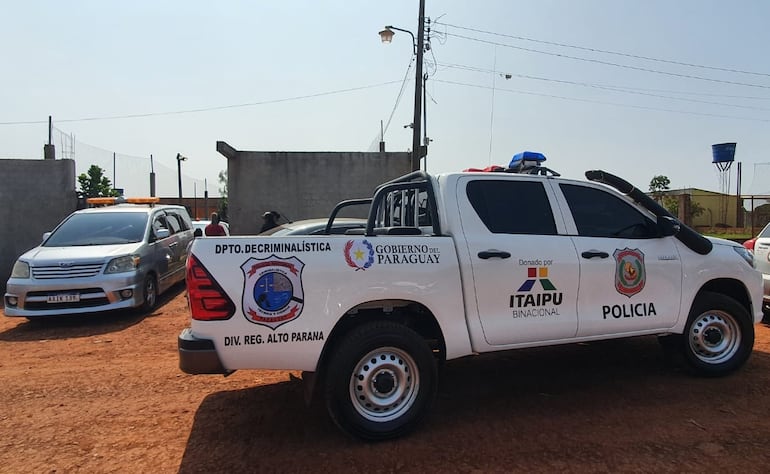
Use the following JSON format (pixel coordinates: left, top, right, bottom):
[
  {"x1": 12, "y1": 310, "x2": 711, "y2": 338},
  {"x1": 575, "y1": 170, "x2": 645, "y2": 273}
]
[{"x1": 179, "y1": 153, "x2": 762, "y2": 440}]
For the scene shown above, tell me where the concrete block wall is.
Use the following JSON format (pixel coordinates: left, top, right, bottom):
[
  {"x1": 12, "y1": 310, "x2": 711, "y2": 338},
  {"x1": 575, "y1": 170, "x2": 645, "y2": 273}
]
[
  {"x1": 218, "y1": 142, "x2": 412, "y2": 235},
  {"x1": 0, "y1": 148, "x2": 411, "y2": 296},
  {"x1": 0, "y1": 159, "x2": 78, "y2": 296}
]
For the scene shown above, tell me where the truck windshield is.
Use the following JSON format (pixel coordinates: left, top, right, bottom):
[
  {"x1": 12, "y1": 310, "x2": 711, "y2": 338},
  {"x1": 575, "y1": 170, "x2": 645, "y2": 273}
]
[{"x1": 44, "y1": 212, "x2": 148, "y2": 246}]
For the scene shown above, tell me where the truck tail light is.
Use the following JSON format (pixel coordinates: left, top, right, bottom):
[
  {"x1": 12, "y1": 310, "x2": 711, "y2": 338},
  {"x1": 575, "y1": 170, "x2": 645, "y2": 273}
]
[{"x1": 186, "y1": 255, "x2": 235, "y2": 321}]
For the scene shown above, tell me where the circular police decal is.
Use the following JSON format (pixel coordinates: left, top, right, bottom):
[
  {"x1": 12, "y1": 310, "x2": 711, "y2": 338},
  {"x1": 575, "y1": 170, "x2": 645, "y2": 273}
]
[{"x1": 254, "y1": 272, "x2": 293, "y2": 312}]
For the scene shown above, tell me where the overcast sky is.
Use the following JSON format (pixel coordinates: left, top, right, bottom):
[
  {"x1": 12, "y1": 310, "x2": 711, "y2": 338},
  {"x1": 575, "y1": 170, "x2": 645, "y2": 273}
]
[{"x1": 2, "y1": 0, "x2": 769, "y2": 198}]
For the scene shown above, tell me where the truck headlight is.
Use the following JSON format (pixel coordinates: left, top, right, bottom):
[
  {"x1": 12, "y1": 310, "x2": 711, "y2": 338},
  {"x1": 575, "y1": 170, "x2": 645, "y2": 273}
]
[
  {"x1": 105, "y1": 255, "x2": 140, "y2": 274},
  {"x1": 733, "y1": 246, "x2": 753, "y2": 267},
  {"x1": 10, "y1": 260, "x2": 30, "y2": 278}
]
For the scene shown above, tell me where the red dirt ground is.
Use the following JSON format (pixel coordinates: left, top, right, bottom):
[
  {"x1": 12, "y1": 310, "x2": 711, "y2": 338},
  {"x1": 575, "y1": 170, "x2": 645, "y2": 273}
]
[{"x1": 2, "y1": 285, "x2": 770, "y2": 473}]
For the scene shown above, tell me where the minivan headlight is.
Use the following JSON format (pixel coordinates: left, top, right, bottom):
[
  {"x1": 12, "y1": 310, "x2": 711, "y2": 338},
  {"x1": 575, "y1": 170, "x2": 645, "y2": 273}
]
[
  {"x1": 105, "y1": 255, "x2": 140, "y2": 274},
  {"x1": 11, "y1": 260, "x2": 30, "y2": 278}
]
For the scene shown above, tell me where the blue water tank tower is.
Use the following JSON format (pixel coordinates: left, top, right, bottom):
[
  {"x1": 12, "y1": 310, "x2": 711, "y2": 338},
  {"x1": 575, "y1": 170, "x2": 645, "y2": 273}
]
[{"x1": 712, "y1": 142, "x2": 736, "y2": 171}]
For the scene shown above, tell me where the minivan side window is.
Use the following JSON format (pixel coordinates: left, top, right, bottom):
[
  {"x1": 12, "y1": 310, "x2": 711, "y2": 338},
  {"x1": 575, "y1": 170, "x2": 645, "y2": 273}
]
[
  {"x1": 151, "y1": 214, "x2": 169, "y2": 240},
  {"x1": 466, "y1": 180, "x2": 557, "y2": 235},
  {"x1": 165, "y1": 214, "x2": 182, "y2": 234},
  {"x1": 560, "y1": 183, "x2": 657, "y2": 238},
  {"x1": 169, "y1": 210, "x2": 191, "y2": 231}
]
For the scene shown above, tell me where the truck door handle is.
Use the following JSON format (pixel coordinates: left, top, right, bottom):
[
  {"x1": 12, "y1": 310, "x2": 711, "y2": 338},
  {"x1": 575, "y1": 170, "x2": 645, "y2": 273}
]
[
  {"x1": 581, "y1": 250, "x2": 609, "y2": 259},
  {"x1": 478, "y1": 250, "x2": 511, "y2": 259}
]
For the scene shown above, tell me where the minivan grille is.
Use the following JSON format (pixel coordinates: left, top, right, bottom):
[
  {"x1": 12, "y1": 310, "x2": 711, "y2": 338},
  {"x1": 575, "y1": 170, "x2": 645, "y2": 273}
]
[{"x1": 32, "y1": 263, "x2": 104, "y2": 279}]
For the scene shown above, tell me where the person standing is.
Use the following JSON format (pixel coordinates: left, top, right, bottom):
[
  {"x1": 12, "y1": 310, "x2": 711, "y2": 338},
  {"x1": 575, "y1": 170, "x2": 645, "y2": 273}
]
[{"x1": 204, "y1": 212, "x2": 227, "y2": 236}]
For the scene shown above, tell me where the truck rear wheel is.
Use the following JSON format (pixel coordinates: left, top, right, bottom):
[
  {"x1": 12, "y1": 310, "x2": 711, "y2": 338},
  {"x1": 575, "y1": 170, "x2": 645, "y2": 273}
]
[
  {"x1": 324, "y1": 321, "x2": 437, "y2": 441},
  {"x1": 683, "y1": 292, "x2": 754, "y2": 376}
]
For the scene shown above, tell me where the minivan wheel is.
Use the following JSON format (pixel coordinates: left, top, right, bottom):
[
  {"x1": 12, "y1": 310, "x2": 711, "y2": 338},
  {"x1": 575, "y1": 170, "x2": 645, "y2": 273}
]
[{"x1": 140, "y1": 274, "x2": 158, "y2": 312}]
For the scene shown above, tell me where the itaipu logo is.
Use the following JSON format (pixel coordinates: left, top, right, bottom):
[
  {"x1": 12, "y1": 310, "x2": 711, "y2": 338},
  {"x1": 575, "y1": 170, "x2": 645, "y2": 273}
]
[
  {"x1": 241, "y1": 255, "x2": 305, "y2": 329},
  {"x1": 344, "y1": 239, "x2": 375, "y2": 271},
  {"x1": 517, "y1": 266, "x2": 556, "y2": 291},
  {"x1": 614, "y1": 248, "x2": 645, "y2": 297},
  {"x1": 511, "y1": 266, "x2": 562, "y2": 313}
]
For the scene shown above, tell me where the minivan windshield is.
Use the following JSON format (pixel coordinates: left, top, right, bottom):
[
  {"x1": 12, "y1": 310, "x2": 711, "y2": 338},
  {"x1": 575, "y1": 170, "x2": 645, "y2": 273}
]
[{"x1": 44, "y1": 212, "x2": 148, "y2": 246}]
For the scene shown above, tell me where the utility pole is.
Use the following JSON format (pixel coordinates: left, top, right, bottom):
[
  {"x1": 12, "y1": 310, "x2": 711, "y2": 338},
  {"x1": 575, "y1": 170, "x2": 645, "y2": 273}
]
[
  {"x1": 44, "y1": 115, "x2": 55, "y2": 160},
  {"x1": 149, "y1": 154, "x2": 156, "y2": 197},
  {"x1": 204, "y1": 178, "x2": 209, "y2": 219},
  {"x1": 176, "y1": 153, "x2": 187, "y2": 205},
  {"x1": 411, "y1": 0, "x2": 426, "y2": 172}
]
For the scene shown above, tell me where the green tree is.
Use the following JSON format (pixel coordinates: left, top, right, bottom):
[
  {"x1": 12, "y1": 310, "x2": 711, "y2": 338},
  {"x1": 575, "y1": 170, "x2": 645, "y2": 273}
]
[
  {"x1": 649, "y1": 174, "x2": 704, "y2": 220},
  {"x1": 663, "y1": 197, "x2": 705, "y2": 220},
  {"x1": 78, "y1": 165, "x2": 119, "y2": 198},
  {"x1": 649, "y1": 175, "x2": 670, "y2": 201},
  {"x1": 217, "y1": 169, "x2": 228, "y2": 221}
]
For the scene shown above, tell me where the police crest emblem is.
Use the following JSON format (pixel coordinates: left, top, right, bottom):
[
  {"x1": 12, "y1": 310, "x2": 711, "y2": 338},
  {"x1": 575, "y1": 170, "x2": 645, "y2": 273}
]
[
  {"x1": 241, "y1": 255, "x2": 305, "y2": 329},
  {"x1": 613, "y1": 248, "x2": 645, "y2": 297}
]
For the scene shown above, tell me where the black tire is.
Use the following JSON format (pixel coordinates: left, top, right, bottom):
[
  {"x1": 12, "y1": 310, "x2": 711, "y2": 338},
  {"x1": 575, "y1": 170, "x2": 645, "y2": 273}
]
[
  {"x1": 682, "y1": 292, "x2": 754, "y2": 377},
  {"x1": 324, "y1": 320, "x2": 438, "y2": 441},
  {"x1": 139, "y1": 274, "x2": 158, "y2": 312}
]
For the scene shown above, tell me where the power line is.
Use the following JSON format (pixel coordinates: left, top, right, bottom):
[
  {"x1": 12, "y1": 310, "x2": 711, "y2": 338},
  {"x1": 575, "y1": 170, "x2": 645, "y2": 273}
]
[
  {"x1": 367, "y1": 58, "x2": 415, "y2": 152},
  {"x1": 384, "y1": 57, "x2": 416, "y2": 136},
  {"x1": 437, "y1": 62, "x2": 770, "y2": 112},
  {"x1": 433, "y1": 78, "x2": 770, "y2": 123},
  {"x1": 443, "y1": 32, "x2": 770, "y2": 90},
  {"x1": 0, "y1": 81, "x2": 403, "y2": 126},
  {"x1": 441, "y1": 60, "x2": 770, "y2": 100},
  {"x1": 437, "y1": 22, "x2": 770, "y2": 78},
  {"x1": 582, "y1": 85, "x2": 770, "y2": 101}
]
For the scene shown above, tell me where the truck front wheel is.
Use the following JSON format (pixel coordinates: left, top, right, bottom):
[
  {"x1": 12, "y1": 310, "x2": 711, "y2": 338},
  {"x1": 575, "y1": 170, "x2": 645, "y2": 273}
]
[
  {"x1": 683, "y1": 292, "x2": 754, "y2": 377},
  {"x1": 324, "y1": 321, "x2": 437, "y2": 441}
]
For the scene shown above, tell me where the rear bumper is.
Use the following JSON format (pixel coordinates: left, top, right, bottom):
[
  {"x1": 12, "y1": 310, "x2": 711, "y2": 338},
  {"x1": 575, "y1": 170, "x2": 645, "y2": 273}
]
[{"x1": 178, "y1": 328, "x2": 232, "y2": 375}]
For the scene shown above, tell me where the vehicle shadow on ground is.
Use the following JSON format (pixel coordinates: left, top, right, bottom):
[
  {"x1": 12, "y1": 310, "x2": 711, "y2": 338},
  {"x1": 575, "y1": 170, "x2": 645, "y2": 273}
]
[
  {"x1": 178, "y1": 336, "x2": 767, "y2": 473},
  {"x1": 0, "y1": 282, "x2": 185, "y2": 342}
]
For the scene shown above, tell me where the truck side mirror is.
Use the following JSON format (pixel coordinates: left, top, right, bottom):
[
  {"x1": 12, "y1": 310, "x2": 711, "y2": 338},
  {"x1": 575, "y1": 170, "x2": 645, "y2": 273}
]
[{"x1": 657, "y1": 216, "x2": 680, "y2": 237}]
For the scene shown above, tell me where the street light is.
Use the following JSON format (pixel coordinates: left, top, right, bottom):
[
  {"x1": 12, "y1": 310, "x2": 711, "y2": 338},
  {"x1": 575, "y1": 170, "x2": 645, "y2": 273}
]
[
  {"x1": 176, "y1": 153, "x2": 187, "y2": 204},
  {"x1": 380, "y1": 0, "x2": 427, "y2": 172}
]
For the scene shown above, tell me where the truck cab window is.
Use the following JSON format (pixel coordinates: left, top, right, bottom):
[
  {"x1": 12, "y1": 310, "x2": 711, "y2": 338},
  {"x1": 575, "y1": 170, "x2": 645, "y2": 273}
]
[
  {"x1": 466, "y1": 180, "x2": 556, "y2": 235},
  {"x1": 560, "y1": 183, "x2": 657, "y2": 238}
]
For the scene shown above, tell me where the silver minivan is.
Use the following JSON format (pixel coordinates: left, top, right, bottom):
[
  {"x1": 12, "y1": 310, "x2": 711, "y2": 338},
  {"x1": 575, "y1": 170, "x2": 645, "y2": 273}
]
[{"x1": 4, "y1": 200, "x2": 194, "y2": 318}]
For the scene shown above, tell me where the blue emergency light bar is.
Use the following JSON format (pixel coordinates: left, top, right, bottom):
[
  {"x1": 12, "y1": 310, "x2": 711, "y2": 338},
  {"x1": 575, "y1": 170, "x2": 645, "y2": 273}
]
[{"x1": 509, "y1": 151, "x2": 546, "y2": 169}]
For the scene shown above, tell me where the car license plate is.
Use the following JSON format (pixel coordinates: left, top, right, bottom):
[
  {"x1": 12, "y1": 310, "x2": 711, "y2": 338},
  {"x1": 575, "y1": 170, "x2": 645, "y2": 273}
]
[{"x1": 47, "y1": 293, "x2": 80, "y2": 303}]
